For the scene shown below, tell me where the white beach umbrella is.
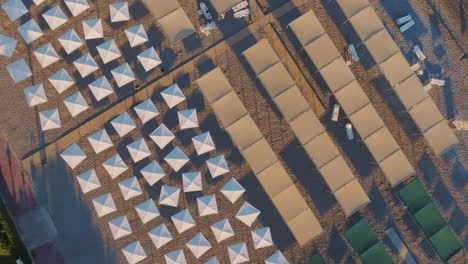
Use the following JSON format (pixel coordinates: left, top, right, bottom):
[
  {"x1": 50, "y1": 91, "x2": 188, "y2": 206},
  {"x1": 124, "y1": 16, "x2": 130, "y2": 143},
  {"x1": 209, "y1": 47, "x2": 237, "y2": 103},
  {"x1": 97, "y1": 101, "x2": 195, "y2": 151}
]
[
  {"x1": 140, "y1": 160, "x2": 165, "y2": 186},
  {"x1": 87, "y1": 128, "x2": 113, "y2": 154},
  {"x1": 110, "y1": 112, "x2": 136, "y2": 137},
  {"x1": 42, "y1": 5, "x2": 68, "y2": 30},
  {"x1": 182, "y1": 171, "x2": 202, "y2": 192},
  {"x1": 82, "y1": 18, "x2": 103, "y2": 40},
  {"x1": 137, "y1": 47, "x2": 162, "y2": 72},
  {"x1": 109, "y1": 215, "x2": 132, "y2": 239},
  {"x1": 58, "y1": 29, "x2": 83, "y2": 54},
  {"x1": 0, "y1": 33, "x2": 17, "y2": 58},
  {"x1": 109, "y1": 2, "x2": 130, "y2": 23},
  {"x1": 48, "y1": 68, "x2": 74, "y2": 93},
  {"x1": 165, "y1": 250, "x2": 186, "y2": 264},
  {"x1": 206, "y1": 154, "x2": 229, "y2": 178},
  {"x1": 18, "y1": 19, "x2": 43, "y2": 44},
  {"x1": 60, "y1": 143, "x2": 86, "y2": 169},
  {"x1": 149, "y1": 123, "x2": 174, "y2": 149},
  {"x1": 127, "y1": 138, "x2": 151, "y2": 163},
  {"x1": 64, "y1": 91, "x2": 88, "y2": 117},
  {"x1": 88, "y1": 76, "x2": 114, "y2": 101},
  {"x1": 265, "y1": 250, "x2": 289, "y2": 264},
  {"x1": 235, "y1": 202, "x2": 260, "y2": 227},
  {"x1": 251, "y1": 227, "x2": 273, "y2": 249},
  {"x1": 135, "y1": 199, "x2": 160, "y2": 224},
  {"x1": 210, "y1": 218, "x2": 234, "y2": 243},
  {"x1": 228, "y1": 242, "x2": 249, "y2": 264},
  {"x1": 160, "y1": 83, "x2": 185, "y2": 108},
  {"x1": 192, "y1": 132, "x2": 215, "y2": 155},
  {"x1": 134, "y1": 98, "x2": 159, "y2": 124},
  {"x1": 171, "y1": 209, "x2": 195, "y2": 234},
  {"x1": 148, "y1": 223, "x2": 172, "y2": 249},
  {"x1": 97, "y1": 39, "x2": 121, "y2": 64},
  {"x1": 32, "y1": 0, "x2": 45, "y2": 6},
  {"x1": 64, "y1": 0, "x2": 89, "y2": 17},
  {"x1": 125, "y1": 24, "x2": 148, "y2": 47},
  {"x1": 197, "y1": 195, "x2": 218, "y2": 216},
  {"x1": 34, "y1": 43, "x2": 59, "y2": 68},
  {"x1": 220, "y1": 178, "x2": 245, "y2": 203},
  {"x1": 102, "y1": 153, "x2": 128, "y2": 179},
  {"x1": 159, "y1": 185, "x2": 180, "y2": 207},
  {"x1": 76, "y1": 169, "x2": 101, "y2": 193},
  {"x1": 122, "y1": 241, "x2": 146, "y2": 264},
  {"x1": 23, "y1": 84, "x2": 47, "y2": 107},
  {"x1": 178, "y1": 109, "x2": 199, "y2": 130},
  {"x1": 205, "y1": 257, "x2": 220, "y2": 264},
  {"x1": 164, "y1": 147, "x2": 189, "y2": 172},
  {"x1": 92, "y1": 193, "x2": 117, "y2": 217},
  {"x1": 186, "y1": 233, "x2": 211, "y2": 259},
  {"x1": 111, "y1": 63, "x2": 135, "y2": 87},
  {"x1": 2, "y1": 0, "x2": 27, "y2": 21},
  {"x1": 7, "y1": 59, "x2": 31, "y2": 83},
  {"x1": 73, "y1": 53, "x2": 98, "y2": 78},
  {"x1": 39, "y1": 108, "x2": 61, "y2": 131},
  {"x1": 119, "y1": 176, "x2": 143, "y2": 200}
]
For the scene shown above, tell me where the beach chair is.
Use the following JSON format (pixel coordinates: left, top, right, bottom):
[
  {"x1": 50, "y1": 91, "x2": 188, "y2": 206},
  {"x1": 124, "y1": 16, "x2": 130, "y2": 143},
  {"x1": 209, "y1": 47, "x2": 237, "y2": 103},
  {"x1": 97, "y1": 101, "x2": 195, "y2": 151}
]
[
  {"x1": 232, "y1": 1, "x2": 248, "y2": 12},
  {"x1": 348, "y1": 44, "x2": 360, "y2": 62},
  {"x1": 331, "y1": 103, "x2": 340, "y2": 121},
  {"x1": 413, "y1": 45, "x2": 426, "y2": 61},
  {"x1": 396, "y1": 15, "x2": 412, "y2": 25},
  {"x1": 234, "y1": 8, "x2": 250, "y2": 19},
  {"x1": 400, "y1": 20, "x2": 415, "y2": 33},
  {"x1": 346, "y1": 123, "x2": 354, "y2": 140},
  {"x1": 430, "y1": 78, "x2": 445, "y2": 87},
  {"x1": 385, "y1": 227, "x2": 417, "y2": 264}
]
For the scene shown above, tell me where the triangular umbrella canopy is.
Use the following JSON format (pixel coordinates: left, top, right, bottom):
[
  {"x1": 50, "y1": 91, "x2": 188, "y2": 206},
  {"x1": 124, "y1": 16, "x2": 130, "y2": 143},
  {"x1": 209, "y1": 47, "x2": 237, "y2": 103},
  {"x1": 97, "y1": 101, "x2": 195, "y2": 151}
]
[
  {"x1": 125, "y1": 24, "x2": 148, "y2": 47},
  {"x1": 160, "y1": 83, "x2": 185, "y2": 108},
  {"x1": 0, "y1": 33, "x2": 17, "y2": 58},
  {"x1": 58, "y1": 29, "x2": 83, "y2": 54},
  {"x1": 119, "y1": 176, "x2": 143, "y2": 200},
  {"x1": 171, "y1": 209, "x2": 195, "y2": 234},
  {"x1": 122, "y1": 241, "x2": 146, "y2": 264},
  {"x1": 82, "y1": 18, "x2": 103, "y2": 40},
  {"x1": 87, "y1": 128, "x2": 113, "y2": 154},
  {"x1": 73, "y1": 53, "x2": 98, "y2": 78},
  {"x1": 18, "y1": 19, "x2": 43, "y2": 44},
  {"x1": 135, "y1": 199, "x2": 160, "y2": 224},
  {"x1": 265, "y1": 250, "x2": 289, "y2": 264},
  {"x1": 186, "y1": 233, "x2": 211, "y2": 259},
  {"x1": 210, "y1": 218, "x2": 234, "y2": 243},
  {"x1": 60, "y1": 143, "x2": 86, "y2": 169},
  {"x1": 34, "y1": 43, "x2": 60, "y2": 68},
  {"x1": 140, "y1": 160, "x2": 165, "y2": 186},
  {"x1": 42, "y1": 5, "x2": 68, "y2": 30},
  {"x1": 192, "y1": 132, "x2": 215, "y2": 155},
  {"x1": 109, "y1": 215, "x2": 132, "y2": 239},
  {"x1": 96, "y1": 39, "x2": 121, "y2": 64},
  {"x1": 205, "y1": 257, "x2": 220, "y2": 264},
  {"x1": 159, "y1": 185, "x2": 180, "y2": 207},
  {"x1": 251, "y1": 227, "x2": 273, "y2": 249},
  {"x1": 197, "y1": 195, "x2": 218, "y2": 216},
  {"x1": 126, "y1": 138, "x2": 151, "y2": 163},
  {"x1": 2, "y1": 0, "x2": 27, "y2": 21},
  {"x1": 7, "y1": 58, "x2": 31, "y2": 83},
  {"x1": 134, "y1": 98, "x2": 159, "y2": 124},
  {"x1": 102, "y1": 153, "x2": 128, "y2": 179},
  {"x1": 149, "y1": 123, "x2": 174, "y2": 149},
  {"x1": 110, "y1": 112, "x2": 136, "y2": 137},
  {"x1": 109, "y1": 2, "x2": 130, "y2": 23},
  {"x1": 148, "y1": 223, "x2": 172, "y2": 249},
  {"x1": 64, "y1": 0, "x2": 89, "y2": 17},
  {"x1": 39, "y1": 108, "x2": 61, "y2": 131},
  {"x1": 92, "y1": 193, "x2": 117, "y2": 217},
  {"x1": 88, "y1": 76, "x2": 114, "y2": 101},
  {"x1": 228, "y1": 242, "x2": 249, "y2": 264},
  {"x1": 235, "y1": 202, "x2": 260, "y2": 227},
  {"x1": 178, "y1": 109, "x2": 199, "y2": 130},
  {"x1": 164, "y1": 250, "x2": 186, "y2": 264},
  {"x1": 164, "y1": 147, "x2": 189, "y2": 172},
  {"x1": 137, "y1": 47, "x2": 162, "y2": 72},
  {"x1": 206, "y1": 154, "x2": 229, "y2": 178},
  {"x1": 76, "y1": 169, "x2": 101, "y2": 193},
  {"x1": 64, "y1": 91, "x2": 88, "y2": 117},
  {"x1": 23, "y1": 84, "x2": 47, "y2": 107},
  {"x1": 48, "y1": 68, "x2": 74, "y2": 93},
  {"x1": 111, "y1": 63, "x2": 135, "y2": 87},
  {"x1": 220, "y1": 178, "x2": 245, "y2": 203},
  {"x1": 182, "y1": 171, "x2": 202, "y2": 192}
]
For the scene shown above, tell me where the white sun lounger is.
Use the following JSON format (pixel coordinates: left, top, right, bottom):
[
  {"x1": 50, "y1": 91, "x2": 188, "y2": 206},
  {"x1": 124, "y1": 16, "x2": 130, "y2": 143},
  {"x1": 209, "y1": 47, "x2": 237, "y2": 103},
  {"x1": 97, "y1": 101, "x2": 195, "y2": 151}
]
[
  {"x1": 234, "y1": 8, "x2": 250, "y2": 19},
  {"x1": 232, "y1": 1, "x2": 248, "y2": 12},
  {"x1": 430, "y1": 78, "x2": 445, "y2": 86},
  {"x1": 346, "y1": 123, "x2": 354, "y2": 140},
  {"x1": 385, "y1": 227, "x2": 417, "y2": 264},
  {"x1": 348, "y1": 44, "x2": 360, "y2": 62},
  {"x1": 331, "y1": 103, "x2": 340, "y2": 122},
  {"x1": 413, "y1": 45, "x2": 426, "y2": 61},
  {"x1": 396, "y1": 15, "x2": 412, "y2": 25},
  {"x1": 400, "y1": 20, "x2": 415, "y2": 32}
]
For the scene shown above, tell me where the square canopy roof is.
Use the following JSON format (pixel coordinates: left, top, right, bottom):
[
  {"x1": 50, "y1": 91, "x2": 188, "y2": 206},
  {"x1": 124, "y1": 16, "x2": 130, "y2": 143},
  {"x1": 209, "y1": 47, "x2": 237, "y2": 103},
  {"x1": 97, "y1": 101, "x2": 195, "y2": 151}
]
[
  {"x1": 319, "y1": 57, "x2": 355, "y2": 93},
  {"x1": 289, "y1": 109, "x2": 325, "y2": 145},
  {"x1": 141, "y1": 0, "x2": 179, "y2": 19},
  {"x1": 393, "y1": 74, "x2": 428, "y2": 109},
  {"x1": 304, "y1": 34, "x2": 341, "y2": 70},
  {"x1": 273, "y1": 86, "x2": 310, "y2": 122},
  {"x1": 196, "y1": 68, "x2": 233, "y2": 104},
  {"x1": 242, "y1": 39, "x2": 280, "y2": 75},
  {"x1": 365, "y1": 30, "x2": 400, "y2": 64},
  {"x1": 287, "y1": 209, "x2": 323, "y2": 245},
  {"x1": 334, "y1": 178, "x2": 370, "y2": 216},
  {"x1": 364, "y1": 127, "x2": 400, "y2": 163},
  {"x1": 348, "y1": 6, "x2": 384, "y2": 41},
  {"x1": 379, "y1": 52, "x2": 414, "y2": 87},
  {"x1": 258, "y1": 63, "x2": 295, "y2": 98},
  {"x1": 241, "y1": 138, "x2": 277, "y2": 174},
  {"x1": 211, "y1": 91, "x2": 248, "y2": 127},
  {"x1": 336, "y1": 0, "x2": 369, "y2": 18},
  {"x1": 378, "y1": 150, "x2": 414, "y2": 187},
  {"x1": 256, "y1": 161, "x2": 294, "y2": 198},
  {"x1": 272, "y1": 185, "x2": 309, "y2": 222},
  {"x1": 424, "y1": 120, "x2": 458, "y2": 156},
  {"x1": 334, "y1": 80, "x2": 370, "y2": 116},
  {"x1": 304, "y1": 132, "x2": 340, "y2": 169},
  {"x1": 318, "y1": 156, "x2": 355, "y2": 192},
  {"x1": 409, "y1": 97, "x2": 444, "y2": 132},
  {"x1": 288, "y1": 11, "x2": 325, "y2": 47},
  {"x1": 158, "y1": 7, "x2": 196, "y2": 44},
  {"x1": 209, "y1": 0, "x2": 242, "y2": 14},
  {"x1": 226, "y1": 115, "x2": 263, "y2": 151},
  {"x1": 349, "y1": 103, "x2": 385, "y2": 139}
]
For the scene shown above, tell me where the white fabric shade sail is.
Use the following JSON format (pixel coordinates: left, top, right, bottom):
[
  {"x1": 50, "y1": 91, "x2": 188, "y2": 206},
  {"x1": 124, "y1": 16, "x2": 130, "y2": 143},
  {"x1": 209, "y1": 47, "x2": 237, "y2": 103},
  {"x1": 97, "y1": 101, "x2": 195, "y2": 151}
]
[
  {"x1": 197, "y1": 195, "x2": 218, "y2": 216},
  {"x1": 125, "y1": 24, "x2": 149, "y2": 47},
  {"x1": 119, "y1": 176, "x2": 143, "y2": 200},
  {"x1": 121, "y1": 241, "x2": 147, "y2": 264},
  {"x1": 76, "y1": 169, "x2": 101, "y2": 193},
  {"x1": 164, "y1": 147, "x2": 189, "y2": 172},
  {"x1": 64, "y1": 0, "x2": 90, "y2": 17},
  {"x1": 23, "y1": 84, "x2": 47, "y2": 107},
  {"x1": 159, "y1": 185, "x2": 180, "y2": 207},
  {"x1": 251, "y1": 227, "x2": 273, "y2": 249},
  {"x1": 82, "y1": 18, "x2": 103, "y2": 39},
  {"x1": 210, "y1": 218, "x2": 234, "y2": 243},
  {"x1": 133, "y1": 99, "x2": 159, "y2": 124},
  {"x1": 18, "y1": 19, "x2": 43, "y2": 44},
  {"x1": 2, "y1": 0, "x2": 27, "y2": 21},
  {"x1": 108, "y1": 215, "x2": 132, "y2": 239},
  {"x1": 73, "y1": 53, "x2": 98, "y2": 78},
  {"x1": 192, "y1": 132, "x2": 215, "y2": 155},
  {"x1": 235, "y1": 202, "x2": 260, "y2": 227},
  {"x1": 126, "y1": 138, "x2": 151, "y2": 163},
  {"x1": 87, "y1": 128, "x2": 113, "y2": 154},
  {"x1": 39, "y1": 108, "x2": 61, "y2": 131},
  {"x1": 137, "y1": 47, "x2": 162, "y2": 72},
  {"x1": 186, "y1": 232, "x2": 211, "y2": 258},
  {"x1": 109, "y1": 2, "x2": 130, "y2": 22},
  {"x1": 165, "y1": 250, "x2": 186, "y2": 264},
  {"x1": 182, "y1": 171, "x2": 202, "y2": 192},
  {"x1": 34, "y1": 43, "x2": 60, "y2": 68},
  {"x1": 49, "y1": 68, "x2": 74, "y2": 93},
  {"x1": 0, "y1": 33, "x2": 18, "y2": 58},
  {"x1": 111, "y1": 63, "x2": 135, "y2": 87},
  {"x1": 160, "y1": 83, "x2": 186, "y2": 108},
  {"x1": 149, "y1": 123, "x2": 174, "y2": 149},
  {"x1": 171, "y1": 209, "x2": 195, "y2": 233},
  {"x1": 102, "y1": 153, "x2": 128, "y2": 179},
  {"x1": 7, "y1": 59, "x2": 31, "y2": 83},
  {"x1": 228, "y1": 242, "x2": 249, "y2": 264},
  {"x1": 220, "y1": 178, "x2": 245, "y2": 203},
  {"x1": 88, "y1": 76, "x2": 114, "y2": 101},
  {"x1": 110, "y1": 112, "x2": 136, "y2": 137},
  {"x1": 42, "y1": 5, "x2": 68, "y2": 30},
  {"x1": 140, "y1": 160, "x2": 165, "y2": 186},
  {"x1": 178, "y1": 109, "x2": 199, "y2": 129},
  {"x1": 60, "y1": 143, "x2": 86, "y2": 169},
  {"x1": 64, "y1": 91, "x2": 89, "y2": 117},
  {"x1": 148, "y1": 223, "x2": 173, "y2": 248},
  {"x1": 206, "y1": 154, "x2": 229, "y2": 178},
  {"x1": 135, "y1": 199, "x2": 160, "y2": 224},
  {"x1": 58, "y1": 29, "x2": 83, "y2": 54},
  {"x1": 92, "y1": 193, "x2": 117, "y2": 217},
  {"x1": 96, "y1": 39, "x2": 121, "y2": 63}
]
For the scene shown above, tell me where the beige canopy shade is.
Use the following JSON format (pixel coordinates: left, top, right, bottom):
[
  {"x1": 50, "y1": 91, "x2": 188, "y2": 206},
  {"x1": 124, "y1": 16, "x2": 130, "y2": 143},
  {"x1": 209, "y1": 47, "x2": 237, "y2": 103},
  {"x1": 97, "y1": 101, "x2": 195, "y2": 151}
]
[
  {"x1": 289, "y1": 109, "x2": 325, "y2": 145},
  {"x1": 195, "y1": 67, "x2": 232, "y2": 103},
  {"x1": 393, "y1": 74, "x2": 429, "y2": 109},
  {"x1": 242, "y1": 39, "x2": 280, "y2": 75},
  {"x1": 241, "y1": 138, "x2": 277, "y2": 174},
  {"x1": 423, "y1": 120, "x2": 458, "y2": 155},
  {"x1": 409, "y1": 97, "x2": 444, "y2": 132},
  {"x1": 256, "y1": 161, "x2": 294, "y2": 198},
  {"x1": 379, "y1": 52, "x2": 414, "y2": 87},
  {"x1": 334, "y1": 80, "x2": 370, "y2": 116},
  {"x1": 348, "y1": 6, "x2": 384, "y2": 41},
  {"x1": 141, "y1": 0, "x2": 178, "y2": 19},
  {"x1": 287, "y1": 11, "x2": 325, "y2": 47},
  {"x1": 304, "y1": 133, "x2": 340, "y2": 169},
  {"x1": 335, "y1": 0, "x2": 369, "y2": 18},
  {"x1": 319, "y1": 57, "x2": 355, "y2": 93},
  {"x1": 348, "y1": 103, "x2": 385, "y2": 139},
  {"x1": 334, "y1": 179, "x2": 371, "y2": 216},
  {"x1": 258, "y1": 63, "x2": 295, "y2": 97},
  {"x1": 273, "y1": 86, "x2": 309, "y2": 121},
  {"x1": 318, "y1": 156, "x2": 355, "y2": 192},
  {"x1": 364, "y1": 30, "x2": 399, "y2": 64},
  {"x1": 364, "y1": 127, "x2": 400, "y2": 163},
  {"x1": 303, "y1": 34, "x2": 341, "y2": 70},
  {"x1": 209, "y1": 0, "x2": 242, "y2": 14},
  {"x1": 226, "y1": 115, "x2": 263, "y2": 151},
  {"x1": 378, "y1": 150, "x2": 415, "y2": 187},
  {"x1": 210, "y1": 91, "x2": 248, "y2": 127}
]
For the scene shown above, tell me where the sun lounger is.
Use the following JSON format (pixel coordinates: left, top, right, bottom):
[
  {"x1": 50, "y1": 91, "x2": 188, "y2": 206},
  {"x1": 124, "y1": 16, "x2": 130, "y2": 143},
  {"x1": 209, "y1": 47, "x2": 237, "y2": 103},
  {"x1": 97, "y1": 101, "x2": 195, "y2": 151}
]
[
  {"x1": 346, "y1": 123, "x2": 354, "y2": 140},
  {"x1": 396, "y1": 15, "x2": 412, "y2": 25},
  {"x1": 413, "y1": 45, "x2": 426, "y2": 61},
  {"x1": 232, "y1": 1, "x2": 248, "y2": 12},
  {"x1": 400, "y1": 20, "x2": 415, "y2": 33},
  {"x1": 430, "y1": 78, "x2": 445, "y2": 86},
  {"x1": 331, "y1": 104, "x2": 340, "y2": 122},
  {"x1": 385, "y1": 227, "x2": 417, "y2": 264},
  {"x1": 234, "y1": 8, "x2": 250, "y2": 19},
  {"x1": 348, "y1": 44, "x2": 360, "y2": 62}
]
